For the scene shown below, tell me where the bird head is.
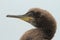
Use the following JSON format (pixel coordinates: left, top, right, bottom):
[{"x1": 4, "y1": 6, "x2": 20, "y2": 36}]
[
  {"x1": 6, "y1": 8, "x2": 55, "y2": 28},
  {"x1": 7, "y1": 8, "x2": 42, "y2": 26}
]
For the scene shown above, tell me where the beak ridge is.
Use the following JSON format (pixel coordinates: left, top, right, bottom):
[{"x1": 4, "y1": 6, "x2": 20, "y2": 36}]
[
  {"x1": 6, "y1": 15, "x2": 33, "y2": 22},
  {"x1": 7, "y1": 15, "x2": 21, "y2": 18}
]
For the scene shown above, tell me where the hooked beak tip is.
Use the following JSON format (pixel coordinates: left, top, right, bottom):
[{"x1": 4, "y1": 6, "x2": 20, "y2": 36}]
[{"x1": 6, "y1": 15, "x2": 10, "y2": 17}]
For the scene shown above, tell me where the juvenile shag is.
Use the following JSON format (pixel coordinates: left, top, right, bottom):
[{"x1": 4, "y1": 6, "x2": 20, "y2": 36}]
[{"x1": 7, "y1": 8, "x2": 57, "y2": 40}]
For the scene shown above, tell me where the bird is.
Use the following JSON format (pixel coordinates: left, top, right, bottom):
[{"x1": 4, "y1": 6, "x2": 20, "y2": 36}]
[{"x1": 6, "y1": 8, "x2": 57, "y2": 40}]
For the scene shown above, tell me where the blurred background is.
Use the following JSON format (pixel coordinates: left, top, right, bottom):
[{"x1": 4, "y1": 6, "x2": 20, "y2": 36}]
[{"x1": 0, "y1": 0, "x2": 60, "y2": 40}]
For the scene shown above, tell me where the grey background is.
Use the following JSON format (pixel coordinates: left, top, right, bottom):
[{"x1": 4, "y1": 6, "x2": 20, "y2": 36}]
[{"x1": 0, "y1": 0, "x2": 60, "y2": 40}]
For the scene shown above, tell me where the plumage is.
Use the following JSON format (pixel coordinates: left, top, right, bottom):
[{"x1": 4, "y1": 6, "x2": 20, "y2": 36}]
[{"x1": 7, "y1": 8, "x2": 57, "y2": 40}]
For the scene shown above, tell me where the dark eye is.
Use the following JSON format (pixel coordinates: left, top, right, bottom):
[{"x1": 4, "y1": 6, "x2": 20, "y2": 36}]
[
  {"x1": 26, "y1": 11, "x2": 40, "y2": 18},
  {"x1": 31, "y1": 11, "x2": 40, "y2": 18},
  {"x1": 26, "y1": 11, "x2": 35, "y2": 16},
  {"x1": 30, "y1": 11, "x2": 35, "y2": 16}
]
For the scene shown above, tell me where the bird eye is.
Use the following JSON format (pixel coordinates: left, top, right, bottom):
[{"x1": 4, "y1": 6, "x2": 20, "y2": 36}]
[
  {"x1": 26, "y1": 11, "x2": 35, "y2": 16},
  {"x1": 26, "y1": 11, "x2": 41, "y2": 18},
  {"x1": 28, "y1": 11, "x2": 41, "y2": 18}
]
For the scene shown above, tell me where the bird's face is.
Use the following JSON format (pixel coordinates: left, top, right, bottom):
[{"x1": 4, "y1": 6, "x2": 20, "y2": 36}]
[{"x1": 7, "y1": 10, "x2": 43, "y2": 26}]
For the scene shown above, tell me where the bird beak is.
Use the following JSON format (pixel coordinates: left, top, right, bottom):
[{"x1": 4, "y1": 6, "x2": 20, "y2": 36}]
[{"x1": 6, "y1": 15, "x2": 33, "y2": 22}]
